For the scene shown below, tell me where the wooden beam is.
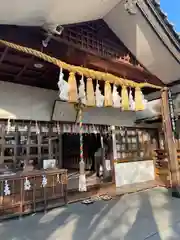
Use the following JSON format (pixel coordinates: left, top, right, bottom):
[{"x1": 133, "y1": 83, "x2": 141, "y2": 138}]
[
  {"x1": 86, "y1": 54, "x2": 163, "y2": 86},
  {"x1": 15, "y1": 56, "x2": 34, "y2": 81},
  {"x1": 0, "y1": 46, "x2": 8, "y2": 64},
  {"x1": 51, "y1": 35, "x2": 163, "y2": 86},
  {"x1": 161, "y1": 88, "x2": 179, "y2": 188}
]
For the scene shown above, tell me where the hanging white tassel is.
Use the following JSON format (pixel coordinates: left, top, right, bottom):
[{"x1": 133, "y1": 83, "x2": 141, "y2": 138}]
[
  {"x1": 7, "y1": 118, "x2": 11, "y2": 134},
  {"x1": 112, "y1": 84, "x2": 121, "y2": 108},
  {"x1": 129, "y1": 89, "x2": 135, "y2": 111},
  {"x1": 4, "y1": 180, "x2": 10, "y2": 196},
  {"x1": 99, "y1": 165, "x2": 103, "y2": 177},
  {"x1": 78, "y1": 75, "x2": 87, "y2": 105},
  {"x1": 36, "y1": 121, "x2": 40, "y2": 135},
  {"x1": 95, "y1": 81, "x2": 104, "y2": 107},
  {"x1": 57, "y1": 68, "x2": 69, "y2": 101},
  {"x1": 57, "y1": 122, "x2": 60, "y2": 134},
  {"x1": 142, "y1": 93, "x2": 148, "y2": 110},
  {"x1": 24, "y1": 177, "x2": 31, "y2": 191},
  {"x1": 57, "y1": 174, "x2": 60, "y2": 183},
  {"x1": 42, "y1": 175, "x2": 47, "y2": 187}
]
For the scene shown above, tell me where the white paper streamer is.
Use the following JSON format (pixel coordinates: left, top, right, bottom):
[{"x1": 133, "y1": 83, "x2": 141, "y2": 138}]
[
  {"x1": 112, "y1": 84, "x2": 121, "y2": 108},
  {"x1": 7, "y1": 118, "x2": 11, "y2": 134},
  {"x1": 4, "y1": 180, "x2": 10, "y2": 196},
  {"x1": 24, "y1": 177, "x2": 31, "y2": 191},
  {"x1": 95, "y1": 82, "x2": 104, "y2": 107},
  {"x1": 57, "y1": 174, "x2": 60, "y2": 183},
  {"x1": 57, "y1": 68, "x2": 69, "y2": 101},
  {"x1": 142, "y1": 92, "x2": 148, "y2": 110},
  {"x1": 42, "y1": 175, "x2": 47, "y2": 187},
  {"x1": 129, "y1": 89, "x2": 135, "y2": 110},
  {"x1": 36, "y1": 121, "x2": 40, "y2": 135},
  {"x1": 78, "y1": 75, "x2": 86, "y2": 105}
]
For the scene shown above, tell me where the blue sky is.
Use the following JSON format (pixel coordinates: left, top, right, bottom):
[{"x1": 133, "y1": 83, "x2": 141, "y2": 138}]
[{"x1": 160, "y1": 0, "x2": 180, "y2": 32}]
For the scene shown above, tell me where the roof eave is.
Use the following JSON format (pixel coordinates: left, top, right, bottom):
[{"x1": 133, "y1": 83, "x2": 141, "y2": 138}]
[{"x1": 137, "y1": 0, "x2": 180, "y2": 64}]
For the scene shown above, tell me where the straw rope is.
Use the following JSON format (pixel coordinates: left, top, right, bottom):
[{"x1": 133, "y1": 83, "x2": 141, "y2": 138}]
[{"x1": 0, "y1": 39, "x2": 162, "y2": 90}]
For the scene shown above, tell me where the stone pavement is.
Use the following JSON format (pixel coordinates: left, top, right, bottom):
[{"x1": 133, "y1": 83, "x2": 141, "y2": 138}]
[{"x1": 1, "y1": 187, "x2": 180, "y2": 240}]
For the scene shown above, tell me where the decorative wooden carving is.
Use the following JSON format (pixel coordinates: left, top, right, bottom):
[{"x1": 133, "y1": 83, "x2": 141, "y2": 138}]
[
  {"x1": 124, "y1": 0, "x2": 138, "y2": 15},
  {"x1": 60, "y1": 20, "x2": 137, "y2": 65}
]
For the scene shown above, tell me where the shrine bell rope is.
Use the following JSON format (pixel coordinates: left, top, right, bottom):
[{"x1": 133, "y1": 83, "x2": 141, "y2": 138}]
[{"x1": 0, "y1": 39, "x2": 162, "y2": 91}]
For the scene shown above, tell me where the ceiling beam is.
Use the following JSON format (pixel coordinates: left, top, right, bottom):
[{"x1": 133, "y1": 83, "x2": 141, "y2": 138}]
[
  {"x1": 0, "y1": 46, "x2": 8, "y2": 64},
  {"x1": 14, "y1": 56, "x2": 34, "y2": 81}
]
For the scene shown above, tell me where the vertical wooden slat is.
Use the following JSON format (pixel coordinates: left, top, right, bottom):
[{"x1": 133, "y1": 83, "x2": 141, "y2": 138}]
[
  {"x1": 37, "y1": 127, "x2": 41, "y2": 168},
  {"x1": 27, "y1": 124, "x2": 30, "y2": 162},
  {"x1": 0, "y1": 125, "x2": 5, "y2": 165},
  {"x1": 33, "y1": 176, "x2": 36, "y2": 212},
  {"x1": 20, "y1": 178, "x2": 24, "y2": 218}
]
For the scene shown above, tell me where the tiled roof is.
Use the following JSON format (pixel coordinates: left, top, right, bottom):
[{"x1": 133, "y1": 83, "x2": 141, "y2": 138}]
[{"x1": 151, "y1": 0, "x2": 180, "y2": 47}]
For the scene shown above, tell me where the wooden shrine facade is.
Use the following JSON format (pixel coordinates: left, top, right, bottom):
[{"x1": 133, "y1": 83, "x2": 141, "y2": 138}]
[{"x1": 0, "y1": 120, "x2": 158, "y2": 171}]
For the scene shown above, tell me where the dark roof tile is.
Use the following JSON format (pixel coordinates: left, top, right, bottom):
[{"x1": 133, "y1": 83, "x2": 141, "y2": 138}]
[{"x1": 151, "y1": 0, "x2": 180, "y2": 44}]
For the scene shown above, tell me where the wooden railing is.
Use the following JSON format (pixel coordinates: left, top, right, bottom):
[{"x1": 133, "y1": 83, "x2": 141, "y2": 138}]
[
  {"x1": 154, "y1": 148, "x2": 180, "y2": 187},
  {"x1": 0, "y1": 169, "x2": 67, "y2": 220}
]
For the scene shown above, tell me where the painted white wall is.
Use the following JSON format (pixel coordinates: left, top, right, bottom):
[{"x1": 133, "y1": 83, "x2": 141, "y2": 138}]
[
  {"x1": 114, "y1": 160, "x2": 155, "y2": 187},
  {"x1": 0, "y1": 81, "x2": 163, "y2": 126},
  {"x1": 0, "y1": 81, "x2": 57, "y2": 121},
  {"x1": 0, "y1": 81, "x2": 137, "y2": 126}
]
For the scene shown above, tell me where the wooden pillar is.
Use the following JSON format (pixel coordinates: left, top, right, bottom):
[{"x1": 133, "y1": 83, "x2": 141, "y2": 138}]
[
  {"x1": 161, "y1": 87, "x2": 180, "y2": 188},
  {"x1": 111, "y1": 125, "x2": 117, "y2": 183}
]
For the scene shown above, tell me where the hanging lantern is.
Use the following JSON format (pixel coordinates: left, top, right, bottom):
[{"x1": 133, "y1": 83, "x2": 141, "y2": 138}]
[
  {"x1": 57, "y1": 68, "x2": 69, "y2": 101},
  {"x1": 121, "y1": 86, "x2": 129, "y2": 110},
  {"x1": 112, "y1": 84, "x2": 121, "y2": 108},
  {"x1": 86, "y1": 78, "x2": 95, "y2": 107},
  {"x1": 68, "y1": 72, "x2": 78, "y2": 103},
  {"x1": 95, "y1": 81, "x2": 104, "y2": 107},
  {"x1": 78, "y1": 75, "x2": 87, "y2": 105},
  {"x1": 104, "y1": 81, "x2": 112, "y2": 107}
]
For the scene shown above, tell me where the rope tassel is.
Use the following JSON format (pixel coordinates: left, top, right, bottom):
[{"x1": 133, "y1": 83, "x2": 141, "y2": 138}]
[
  {"x1": 135, "y1": 87, "x2": 145, "y2": 111},
  {"x1": 121, "y1": 86, "x2": 129, "y2": 110},
  {"x1": 68, "y1": 72, "x2": 78, "y2": 103},
  {"x1": 86, "y1": 78, "x2": 95, "y2": 107},
  {"x1": 104, "y1": 81, "x2": 112, "y2": 107}
]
